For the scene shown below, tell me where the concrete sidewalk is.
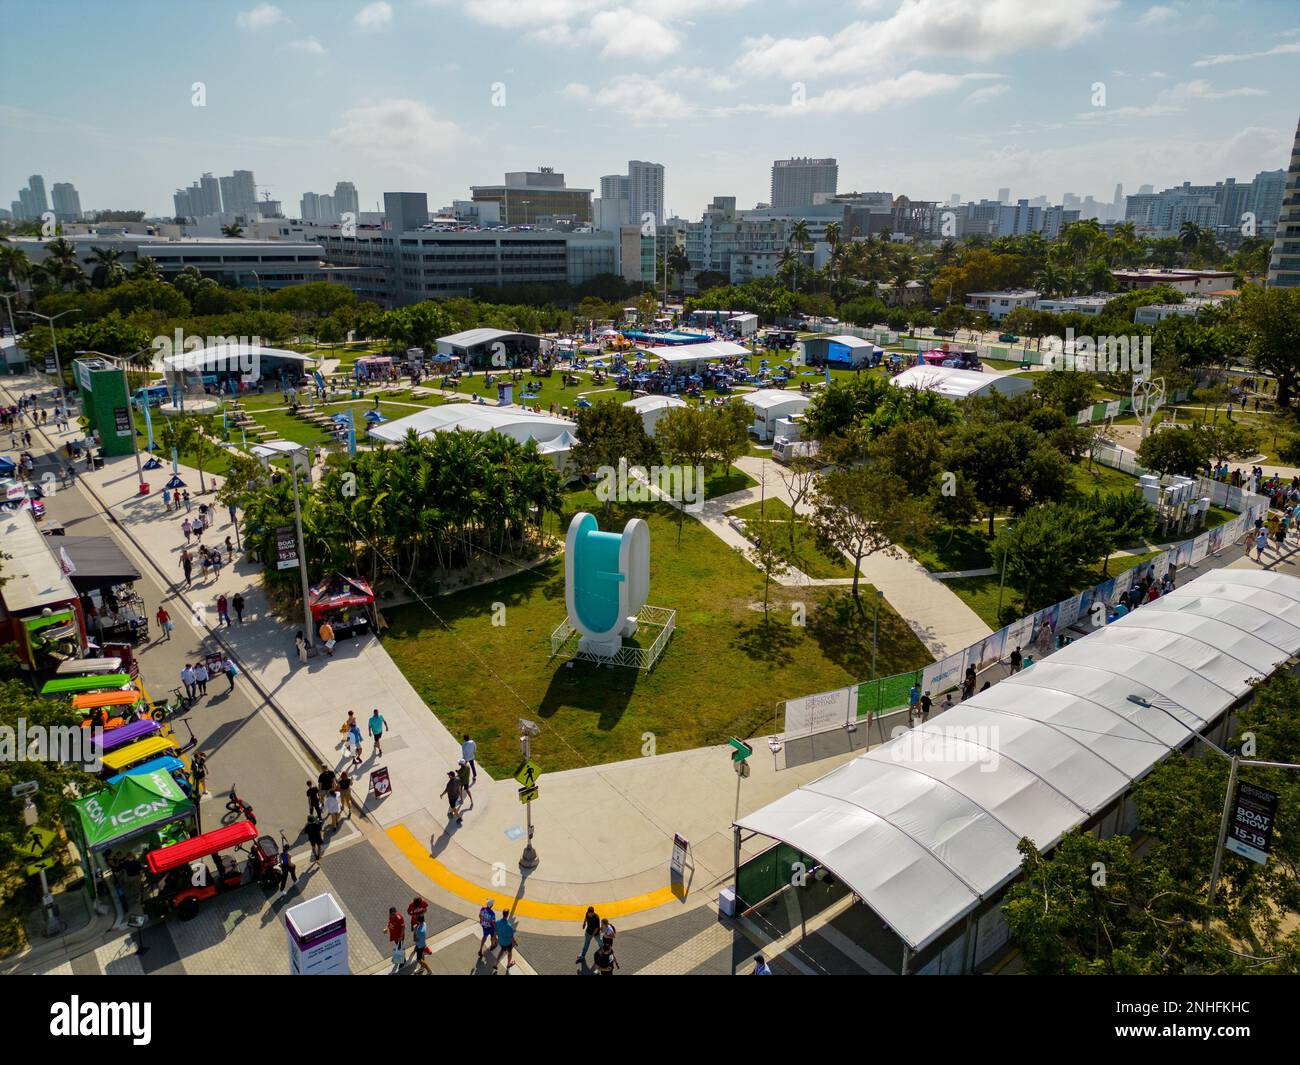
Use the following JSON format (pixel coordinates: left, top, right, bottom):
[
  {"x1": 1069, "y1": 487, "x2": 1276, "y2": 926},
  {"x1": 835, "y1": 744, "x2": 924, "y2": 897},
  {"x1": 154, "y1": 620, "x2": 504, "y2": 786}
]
[{"x1": 2, "y1": 373, "x2": 858, "y2": 931}]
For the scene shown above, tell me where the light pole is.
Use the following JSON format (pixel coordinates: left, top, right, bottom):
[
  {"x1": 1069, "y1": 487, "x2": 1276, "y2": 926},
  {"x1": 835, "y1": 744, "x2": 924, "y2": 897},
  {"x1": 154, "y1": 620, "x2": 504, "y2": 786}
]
[
  {"x1": 289, "y1": 446, "x2": 314, "y2": 649},
  {"x1": 0, "y1": 291, "x2": 19, "y2": 339},
  {"x1": 250, "y1": 271, "x2": 263, "y2": 313},
  {"x1": 1127, "y1": 693, "x2": 1300, "y2": 928},
  {"x1": 996, "y1": 541, "x2": 1010, "y2": 620},
  {"x1": 518, "y1": 718, "x2": 541, "y2": 869},
  {"x1": 13, "y1": 782, "x2": 65, "y2": 938},
  {"x1": 26, "y1": 308, "x2": 80, "y2": 410}
]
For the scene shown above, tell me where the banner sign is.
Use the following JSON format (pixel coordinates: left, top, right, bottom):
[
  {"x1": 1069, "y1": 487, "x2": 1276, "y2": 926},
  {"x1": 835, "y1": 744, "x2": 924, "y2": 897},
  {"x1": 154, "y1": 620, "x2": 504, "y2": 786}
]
[
  {"x1": 782, "y1": 686, "x2": 855, "y2": 737},
  {"x1": 275, "y1": 524, "x2": 299, "y2": 570},
  {"x1": 1225, "y1": 781, "x2": 1278, "y2": 865},
  {"x1": 113, "y1": 406, "x2": 132, "y2": 438}
]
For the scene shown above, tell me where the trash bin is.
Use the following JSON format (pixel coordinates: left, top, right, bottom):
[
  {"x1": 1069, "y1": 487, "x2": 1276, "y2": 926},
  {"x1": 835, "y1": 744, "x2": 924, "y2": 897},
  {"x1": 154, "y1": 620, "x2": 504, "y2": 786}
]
[{"x1": 92, "y1": 454, "x2": 104, "y2": 470}]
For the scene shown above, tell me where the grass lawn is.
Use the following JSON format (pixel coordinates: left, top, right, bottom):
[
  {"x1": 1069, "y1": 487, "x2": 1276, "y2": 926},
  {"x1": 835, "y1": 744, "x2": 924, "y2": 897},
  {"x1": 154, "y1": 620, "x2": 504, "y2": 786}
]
[
  {"x1": 703, "y1": 464, "x2": 757, "y2": 500},
  {"x1": 380, "y1": 489, "x2": 931, "y2": 774},
  {"x1": 910, "y1": 526, "x2": 995, "y2": 573},
  {"x1": 729, "y1": 498, "x2": 856, "y2": 579}
]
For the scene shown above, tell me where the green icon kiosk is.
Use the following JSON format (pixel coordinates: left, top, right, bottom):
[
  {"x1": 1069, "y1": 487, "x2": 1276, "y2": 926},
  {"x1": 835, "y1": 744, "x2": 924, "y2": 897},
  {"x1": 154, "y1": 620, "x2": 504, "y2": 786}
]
[{"x1": 72, "y1": 356, "x2": 135, "y2": 459}]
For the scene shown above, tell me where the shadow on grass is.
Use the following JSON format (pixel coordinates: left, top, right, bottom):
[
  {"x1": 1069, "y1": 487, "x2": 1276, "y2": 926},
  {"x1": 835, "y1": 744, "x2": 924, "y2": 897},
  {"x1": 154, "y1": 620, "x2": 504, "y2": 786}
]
[
  {"x1": 806, "y1": 590, "x2": 901, "y2": 678},
  {"x1": 537, "y1": 657, "x2": 638, "y2": 731},
  {"x1": 731, "y1": 613, "x2": 799, "y2": 667}
]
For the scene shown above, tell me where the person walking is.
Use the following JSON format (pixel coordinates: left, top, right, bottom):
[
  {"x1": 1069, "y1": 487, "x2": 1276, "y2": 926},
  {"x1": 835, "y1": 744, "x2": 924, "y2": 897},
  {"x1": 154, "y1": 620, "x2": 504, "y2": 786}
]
[
  {"x1": 179, "y1": 550, "x2": 193, "y2": 588},
  {"x1": 457, "y1": 759, "x2": 473, "y2": 806},
  {"x1": 753, "y1": 956, "x2": 773, "y2": 975},
  {"x1": 477, "y1": 898, "x2": 498, "y2": 961},
  {"x1": 1009, "y1": 645, "x2": 1023, "y2": 673},
  {"x1": 182, "y1": 489, "x2": 191, "y2": 512},
  {"x1": 223, "y1": 656, "x2": 238, "y2": 692},
  {"x1": 461, "y1": 733, "x2": 477, "y2": 783},
  {"x1": 305, "y1": 780, "x2": 322, "y2": 821},
  {"x1": 232, "y1": 592, "x2": 245, "y2": 624},
  {"x1": 578, "y1": 906, "x2": 601, "y2": 965},
  {"x1": 493, "y1": 909, "x2": 517, "y2": 973},
  {"x1": 411, "y1": 914, "x2": 432, "y2": 975},
  {"x1": 387, "y1": 906, "x2": 406, "y2": 953},
  {"x1": 1255, "y1": 528, "x2": 1268, "y2": 562},
  {"x1": 276, "y1": 843, "x2": 297, "y2": 898},
  {"x1": 407, "y1": 895, "x2": 429, "y2": 932},
  {"x1": 192, "y1": 751, "x2": 208, "y2": 798},
  {"x1": 318, "y1": 619, "x2": 336, "y2": 656},
  {"x1": 181, "y1": 517, "x2": 192, "y2": 544},
  {"x1": 325, "y1": 786, "x2": 342, "y2": 830},
  {"x1": 216, "y1": 594, "x2": 230, "y2": 628},
  {"x1": 919, "y1": 690, "x2": 932, "y2": 723},
  {"x1": 338, "y1": 770, "x2": 354, "y2": 818},
  {"x1": 599, "y1": 917, "x2": 617, "y2": 955},
  {"x1": 369, "y1": 709, "x2": 387, "y2": 756},
  {"x1": 194, "y1": 661, "x2": 209, "y2": 697},
  {"x1": 162, "y1": 487, "x2": 171, "y2": 512},
  {"x1": 294, "y1": 630, "x2": 308, "y2": 665},
  {"x1": 593, "y1": 940, "x2": 619, "y2": 975},
  {"x1": 156, "y1": 605, "x2": 173, "y2": 641},
  {"x1": 348, "y1": 721, "x2": 364, "y2": 768},
  {"x1": 305, "y1": 814, "x2": 325, "y2": 862},
  {"x1": 180, "y1": 663, "x2": 197, "y2": 702},
  {"x1": 441, "y1": 770, "x2": 464, "y2": 824}
]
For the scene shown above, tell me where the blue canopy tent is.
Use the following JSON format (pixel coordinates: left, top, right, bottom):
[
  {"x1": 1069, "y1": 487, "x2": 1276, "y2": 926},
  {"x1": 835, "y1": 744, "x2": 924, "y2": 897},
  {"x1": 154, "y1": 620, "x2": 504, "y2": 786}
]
[
  {"x1": 363, "y1": 409, "x2": 386, "y2": 424},
  {"x1": 164, "y1": 474, "x2": 186, "y2": 490}
]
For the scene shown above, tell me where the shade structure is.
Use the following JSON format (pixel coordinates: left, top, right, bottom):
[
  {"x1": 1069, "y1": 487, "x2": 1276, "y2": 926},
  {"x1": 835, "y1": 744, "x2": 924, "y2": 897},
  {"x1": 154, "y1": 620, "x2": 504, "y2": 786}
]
[
  {"x1": 735, "y1": 569, "x2": 1300, "y2": 954},
  {"x1": 146, "y1": 821, "x2": 258, "y2": 874},
  {"x1": 368, "y1": 403, "x2": 576, "y2": 450},
  {"x1": 889, "y1": 365, "x2": 1031, "y2": 400},
  {"x1": 69, "y1": 770, "x2": 193, "y2": 852},
  {"x1": 59, "y1": 535, "x2": 141, "y2": 592}
]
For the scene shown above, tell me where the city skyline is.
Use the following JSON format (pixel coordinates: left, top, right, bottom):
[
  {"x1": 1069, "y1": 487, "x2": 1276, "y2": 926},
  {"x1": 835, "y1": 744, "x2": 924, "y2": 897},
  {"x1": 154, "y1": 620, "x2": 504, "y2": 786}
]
[{"x1": 2, "y1": 1, "x2": 1298, "y2": 220}]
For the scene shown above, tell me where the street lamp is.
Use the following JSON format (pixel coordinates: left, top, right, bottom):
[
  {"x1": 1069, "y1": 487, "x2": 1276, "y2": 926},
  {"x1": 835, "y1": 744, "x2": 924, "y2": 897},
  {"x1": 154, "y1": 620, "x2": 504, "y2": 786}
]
[
  {"x1": 250, "y1": 270, "x2": 263, "y2": 313},
  {"x1": 0, "y1": 291, "x2": 19, "y2": 339},
  {"x1": 26, "y1": 308, "x2": 80, "y2": 410},
  {"x1": 518, "y1": 717, "x2": 541, "y2": 869}
]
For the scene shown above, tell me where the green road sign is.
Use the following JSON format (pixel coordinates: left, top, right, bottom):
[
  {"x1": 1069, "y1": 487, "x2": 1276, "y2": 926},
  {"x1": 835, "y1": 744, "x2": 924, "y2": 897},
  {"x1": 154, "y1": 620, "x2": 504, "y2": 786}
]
[
  {"x1": 15, "y1": 826, "x2": 56, "y2": 860},
  {"x1": 728, "y1": 737, "x2": 753, "y2": 763},
  {"x1": 26, "y1": 856, "x2": 58, "y2": 876},
  {"x1": 518, "y1": 785, "x2": 539, "y2": 805},
  {"x1": 514, "y1": 759, "x2": 542, "y2": 787}
]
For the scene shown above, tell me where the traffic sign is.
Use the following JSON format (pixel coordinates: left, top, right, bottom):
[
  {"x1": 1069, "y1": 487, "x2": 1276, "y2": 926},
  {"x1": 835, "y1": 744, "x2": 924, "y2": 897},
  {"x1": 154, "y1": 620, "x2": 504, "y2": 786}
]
[
  {"x1": 514, "y1": 759, "x2": 542, "y2": 787},
  {"x1": 26, "y1": 856, "x2": 58, "y2": 876},
  {"x1": 518, "y1": 785, "x2": 539, "y2": 805},
  {"x1": 15, "y1": 826, "x2": 56, "y2": 860},
  {"x1": 728, "y1": 737, "x2": 753, "y2": 763}
]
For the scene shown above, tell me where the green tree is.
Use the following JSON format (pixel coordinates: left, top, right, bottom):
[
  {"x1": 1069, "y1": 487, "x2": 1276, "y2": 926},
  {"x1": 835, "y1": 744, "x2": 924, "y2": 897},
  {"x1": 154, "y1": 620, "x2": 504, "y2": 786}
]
[
  {"x1": 1136, "y1": 426, "x2": 1206, "y2": 477},
  {"x1": 570, "y1": 400, "x2": 658, "y2": 509},
  {"x1": 943, "y1": 421, "x2": 1071, "y2": 536},
  {"x1": 737, "y1": 518, "x2": 790, "y2": 619},
  {"x1": 992, "y1": 502, "x2": 1113, "y2": 610}
]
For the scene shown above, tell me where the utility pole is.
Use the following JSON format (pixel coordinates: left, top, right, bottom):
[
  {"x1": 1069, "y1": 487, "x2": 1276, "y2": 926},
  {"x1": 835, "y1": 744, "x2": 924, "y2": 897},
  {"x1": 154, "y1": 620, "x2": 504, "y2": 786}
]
[
  {"x1": 27, "y1": 308, "x2": 80, "y2": 412},
  {"x1": 290, "y1": 447, "x2": 314, "y2": 648}
]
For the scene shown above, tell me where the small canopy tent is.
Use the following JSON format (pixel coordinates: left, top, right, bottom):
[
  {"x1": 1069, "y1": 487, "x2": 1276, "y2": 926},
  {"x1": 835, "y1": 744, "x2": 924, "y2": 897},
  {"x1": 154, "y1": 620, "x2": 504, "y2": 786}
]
[
  {"x1": 59, "y1": 536, "x2": 141, "y2": 594},
  {"x1": 309, "y1": 573, "x2": 377, "y2": 632},
  {"x1": 69, "y1": 769, "x2": 195, "y2": 855}
]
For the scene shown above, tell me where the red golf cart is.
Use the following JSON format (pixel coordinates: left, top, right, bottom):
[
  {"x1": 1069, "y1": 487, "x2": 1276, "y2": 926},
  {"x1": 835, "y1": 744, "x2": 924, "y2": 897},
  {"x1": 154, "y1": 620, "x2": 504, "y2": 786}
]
[{"x1": 145, "y1": 821, "x2": 282, "y2": 920}]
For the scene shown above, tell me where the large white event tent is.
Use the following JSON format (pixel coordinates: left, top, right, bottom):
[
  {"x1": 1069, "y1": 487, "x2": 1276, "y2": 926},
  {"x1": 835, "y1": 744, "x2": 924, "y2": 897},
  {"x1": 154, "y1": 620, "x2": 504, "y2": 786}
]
[
  {"x1": 889, "y1": 364, "x2": 1032, "y2": 400},
  {"x1": 735, "y1": 569, "x2": 1300, "y2": 973},
  {"x1": 639, "y1": 340, "x2": 751, "y2": 371},
  {"x1": 367, "y1": 402, "x2": 577, "y2": 463}
]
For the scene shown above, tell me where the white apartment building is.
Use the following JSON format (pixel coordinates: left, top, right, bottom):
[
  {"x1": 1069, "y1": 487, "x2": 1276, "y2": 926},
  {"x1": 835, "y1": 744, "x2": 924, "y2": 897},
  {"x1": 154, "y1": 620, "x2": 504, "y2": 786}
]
[{"x1": 965, "y1": 289, "x2": 1040, "y2": 321}]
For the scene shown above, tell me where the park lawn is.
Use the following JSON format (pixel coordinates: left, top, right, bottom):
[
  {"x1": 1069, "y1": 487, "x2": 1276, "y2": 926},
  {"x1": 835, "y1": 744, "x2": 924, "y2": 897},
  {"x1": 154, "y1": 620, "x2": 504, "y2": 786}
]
[
  {"x1": 1069, "y1": 460, "x2": 1141, "y2": 497},
  {"x1": 703, "y1": 464, "x2": 757, "y2": 500},
  {"x1": 129, "y1": 409, "x2": 234, "y2": 479},
  {"x1": 911, "y1": 526, "x2": 995, "y2": 574},
  {"x1": 729, "y1": 498, "x2": 856, "y2": 579},
  {"x1": 381, "y1": 489, "x2": 931, "y2": 774}
]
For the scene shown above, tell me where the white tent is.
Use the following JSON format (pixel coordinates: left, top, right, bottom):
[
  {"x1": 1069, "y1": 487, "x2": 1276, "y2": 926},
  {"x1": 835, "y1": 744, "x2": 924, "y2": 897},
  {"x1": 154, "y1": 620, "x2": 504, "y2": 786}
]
[
  {"x1": 741, "y1": 389, "x2": 812, "y2": 440},
  {"x1": 368, "y1": 401, "x2": 576, "y2": 455},
  {"x1": 640, "y1": 340, "x2": 750, "y2": 369},
  {"x1": 736, "y1": 569, "x2": 1300, "y2": 959},
  {"x1": 889, "y1": 365, "x2": 1032, "y2": 400},
  {"x1": 623, "y1": 394, "x2": 687, "y2": 436}
]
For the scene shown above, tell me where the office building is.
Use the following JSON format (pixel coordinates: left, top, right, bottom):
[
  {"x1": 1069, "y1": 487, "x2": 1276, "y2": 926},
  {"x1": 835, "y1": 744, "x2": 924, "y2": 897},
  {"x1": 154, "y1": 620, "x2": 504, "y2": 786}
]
[
  {"x1": 1268, "y1": 116, "x2": 1300, "y2": 288},
  {"x1": 470, "y1": 168, "x2": 592, "y2": 226},
  {"x1": 628, "y1": 160, "x2": 665, "y2": 228},
  {"x1": 334, "y1": 181, "x2": 359, "y2": 219},
  {"x1": 27, "y1": 175, "x2": 49, "y2": 216},
  {"x1": 51, "y1": 183, "x2": 82, "y2": 222},
  {"x1": 300, "y1": 192, "x2": 320, "y2": 221},
  {"x1": 683, "y1": 196, "x2": 790, "y2": 286},
  {"x1": 770, "y1": 158, "x2": 838, "y2": 211},
  {"x1": 997, "y1": 187, "x2": 1010, "y2": 204}
]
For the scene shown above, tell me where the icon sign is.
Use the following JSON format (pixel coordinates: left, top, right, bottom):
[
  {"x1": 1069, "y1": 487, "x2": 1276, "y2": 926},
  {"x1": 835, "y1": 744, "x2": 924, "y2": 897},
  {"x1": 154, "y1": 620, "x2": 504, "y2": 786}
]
[
  {"x1": 513, "y1": 759, "x2": 542, "y2": 787},
  {"x1": 518, "y1": 785, "x2": 539, "y2": 805},
  {"x1": 15, "y1": 826, "x2": 56, "y2": 860}
]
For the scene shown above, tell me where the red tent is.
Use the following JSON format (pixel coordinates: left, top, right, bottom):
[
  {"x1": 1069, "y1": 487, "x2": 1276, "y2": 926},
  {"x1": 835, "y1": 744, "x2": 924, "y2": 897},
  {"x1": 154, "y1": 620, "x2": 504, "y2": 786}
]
[{"x1": 309, "y1": 573, "x2": 376, "y2": 623}]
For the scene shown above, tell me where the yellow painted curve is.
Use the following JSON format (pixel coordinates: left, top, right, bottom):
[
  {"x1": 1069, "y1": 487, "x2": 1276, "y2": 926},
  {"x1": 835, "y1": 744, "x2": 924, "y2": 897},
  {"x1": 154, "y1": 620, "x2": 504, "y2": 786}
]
[{"x1": 387, "y1": 824, "x2": 681, "y2": 921}]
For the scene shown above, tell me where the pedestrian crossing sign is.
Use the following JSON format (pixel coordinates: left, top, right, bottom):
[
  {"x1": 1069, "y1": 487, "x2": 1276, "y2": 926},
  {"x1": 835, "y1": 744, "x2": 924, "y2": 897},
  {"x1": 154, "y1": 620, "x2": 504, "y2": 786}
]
[
  {"x1": 15, "y1": 826, "x2": 56, "y2": 860},
  {"x1": 518, "y1": 785, "x2": 539, "y2": 805},
  {"x1": 513, "y1": 759, "x2": 542, "y2": 787}
]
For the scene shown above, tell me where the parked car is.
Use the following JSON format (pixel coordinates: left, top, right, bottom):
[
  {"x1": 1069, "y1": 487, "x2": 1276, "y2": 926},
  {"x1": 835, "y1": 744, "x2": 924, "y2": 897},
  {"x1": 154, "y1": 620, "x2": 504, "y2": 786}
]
[
  {"x1": 933, "y1": 327, "x2": 956, "y2": 337},
  {"x1": 998, "y1": 333, "x2": 1020, "y2": 343}
]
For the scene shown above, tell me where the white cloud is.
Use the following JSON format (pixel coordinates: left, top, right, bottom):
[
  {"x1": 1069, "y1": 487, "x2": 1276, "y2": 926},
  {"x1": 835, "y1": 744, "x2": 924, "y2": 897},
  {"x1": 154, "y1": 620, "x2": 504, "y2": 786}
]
[
  {"x1": 589, "y1": 10, "x2": 680, "y2": 59},
  {"x1": 735, "y1": 0, "x2": 1117, "y2": 80},
  {"x1": 355, "y1": 2, "x2": 394, "y2": 31},
  {"x1": 964, "y1": 83, "x2": 1010, "y2": 106},
  {"x1": 330, "y1": 99, "x2": 462, "y2": 169},
  {"x1": 236, "y1": 4, "x2": 287, "y2": 30},
  {"x1": 1194, "y1": 41, "x2": 1300, "y2": 66},
  {"x1": 1138, "y1": 5, "x2": 1176, "y2": 25},
  {"x1": 782, "y1": 71, "x2": 1003, "y2": 115},
  {"x1": 563, "y1": 76, "x2": 697, "y2": 121},
  {"x1": 662, "y1": 66, "x2": 740, "y2": 92},
  {"x1": 1159, "y1": 79, "x2": 1267, "y2": 102},
  {"x1": 1075, "y1": 79, "x2": 1267, "y2": 122},
  {"x1": 288, "y1": 37, "x2": 327, "y2": 55}
]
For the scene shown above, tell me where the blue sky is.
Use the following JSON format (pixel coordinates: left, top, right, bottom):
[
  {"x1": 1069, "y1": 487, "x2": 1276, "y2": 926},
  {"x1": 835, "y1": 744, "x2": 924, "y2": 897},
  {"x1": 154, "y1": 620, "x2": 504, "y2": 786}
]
[{"x1": 1, "y1": 0, "x2": 1297, "y2": 219}]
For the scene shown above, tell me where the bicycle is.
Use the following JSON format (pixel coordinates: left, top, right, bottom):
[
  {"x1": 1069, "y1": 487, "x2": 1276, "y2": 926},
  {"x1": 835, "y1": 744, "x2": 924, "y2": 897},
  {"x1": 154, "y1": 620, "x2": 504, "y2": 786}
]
[{"x1": 224, "y1": 784, "x2": 257, "y2": 826}]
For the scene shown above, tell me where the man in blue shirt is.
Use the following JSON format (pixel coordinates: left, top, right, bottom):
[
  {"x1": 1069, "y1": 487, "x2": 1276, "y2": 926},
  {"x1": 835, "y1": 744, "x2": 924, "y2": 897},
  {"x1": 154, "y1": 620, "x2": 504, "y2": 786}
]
[
  {"x1": 369, "y1": 709, "x2": 387, "y2": 756},
  {"x1": 494, "y1": 909, "x2": 517, "y2": 973}
]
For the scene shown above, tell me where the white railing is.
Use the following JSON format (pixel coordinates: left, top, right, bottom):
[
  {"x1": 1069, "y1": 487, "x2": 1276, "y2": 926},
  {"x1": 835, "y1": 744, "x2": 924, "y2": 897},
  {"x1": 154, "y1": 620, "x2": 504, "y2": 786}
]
[{"x1": 549, "y1": 604, "x2": 676, "y2": 671}]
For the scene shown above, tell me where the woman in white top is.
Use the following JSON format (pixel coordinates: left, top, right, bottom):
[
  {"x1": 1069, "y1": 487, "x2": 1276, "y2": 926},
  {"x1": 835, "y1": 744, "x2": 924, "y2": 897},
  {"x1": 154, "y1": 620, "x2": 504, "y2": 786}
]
[{"x1": 325, "y1": 787, "x2": 342, "y2": 829}]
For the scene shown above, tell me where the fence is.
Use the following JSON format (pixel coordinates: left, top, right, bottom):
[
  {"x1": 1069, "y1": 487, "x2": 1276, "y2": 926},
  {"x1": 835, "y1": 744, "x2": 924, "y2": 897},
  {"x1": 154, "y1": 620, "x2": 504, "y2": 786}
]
[
  {"x1": 778, "y1": 668, "x2": 923, "y2": 739},
  {"x1": 549, "y1": 604, "x2": 676, "y2": 671}
]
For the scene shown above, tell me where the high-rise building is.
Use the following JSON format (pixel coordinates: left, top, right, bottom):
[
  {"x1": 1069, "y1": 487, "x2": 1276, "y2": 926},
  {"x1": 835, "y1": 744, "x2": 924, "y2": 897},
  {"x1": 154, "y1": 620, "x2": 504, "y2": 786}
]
[
  {"x1": 300, "y1": 192, "x2": 320, "y2": 221},
  {"x1": 1268, "y1": 116, "x2": 1300, "y2": 288},
  {"x1": 27, "y1": 175, "x2": 49, "y2": 216},
  {"x1": 1251, "y1": 168, "x2": 1287, "y2": 230},
  {"x1": 173, "y1": 187, "x2": 194, "y2": 219},
  {"x1": 51, "y1": 183, "x2": 82, "y2": 222},
  {"x1": 628, "y1": 160, "x2": 665, "y2": 229},
  {"x1": 770, "y1": 158, "x2": 837, "y2": 211},
  {"x1": 1138, "y1": 184, "x2": 1154, "y2": 195},
  {"x1": 318, "y1": 194, "x2": 335, "y2": 222},
  {"x1": 10, "y1": 201, "x2": 22, "y2": 220},
  {"x1": 333, "y1": 181, "x2": 359, "y2": 219},
  {"x1": 17, "y1": 188, "x2": 35, "y2": 220},
  {"x1": 200, "y1": 173, "x2": 222, "y2": 216},
  {"x1": 997, "y1": 187, "x2": 1010, "y2": 204}
]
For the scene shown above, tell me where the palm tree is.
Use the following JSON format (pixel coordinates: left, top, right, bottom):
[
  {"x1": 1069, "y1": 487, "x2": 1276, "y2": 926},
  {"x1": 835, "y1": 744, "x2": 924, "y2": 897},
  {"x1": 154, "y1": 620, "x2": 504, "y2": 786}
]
[
  {"x1": 823, "y1": 221, "x2": 841, "y2": 249},
  {"x1": 786, "y1": 220, "x2": 810, "y2": 293},
  {"x1": 1178, "y1": 221, "x2": 1203, "y2": 256},
  {"x1": 44, "y1": 237, "x2": 78, "y2": 270},
  {"x1": 88, "y1": 247, "x2": 126, "y2": 289},
  {"x1": 131, "y1": 257, "x2": 163, "y2": 281},
  {"x1": 667, "y1": 245, "x2": 690, "y2": 297},
  {"x1": 1034, "y1": 264, "x2": 1064, "y2": 299},
  {"x1": 221, "y1": 223, "x2": 244, "y2": 238}
]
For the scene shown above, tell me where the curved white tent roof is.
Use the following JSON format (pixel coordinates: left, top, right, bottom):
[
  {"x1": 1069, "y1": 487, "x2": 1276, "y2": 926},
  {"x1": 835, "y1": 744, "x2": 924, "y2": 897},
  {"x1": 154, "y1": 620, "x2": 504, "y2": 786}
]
[
  {"x1": 742, "y1": 389, "x2": 812, "y2": 413},
  {"x1": 367, "y1": 401, "x2": 575, "y2": 448},
  {"x1": 890, "y1": 365, "x2": 1031, "y2": 400},
  {"x1": 623, "y1": 395, "x2": 688, "y2": 415},
  {"x1": 162, "y1": 344, "x2": 312, "y2": 373},
  {"x1": 735, "y1": 569, "x2": 1300, "y2": 953}
]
